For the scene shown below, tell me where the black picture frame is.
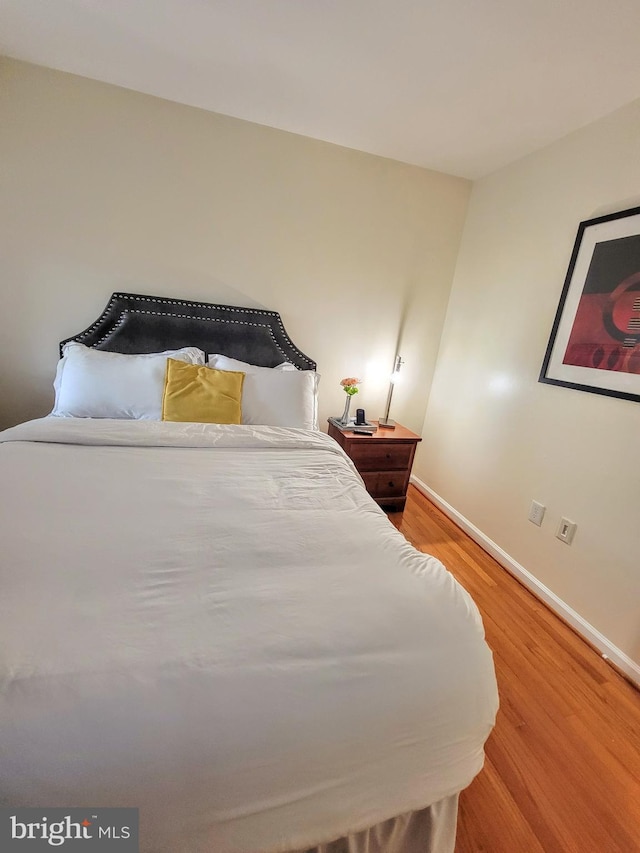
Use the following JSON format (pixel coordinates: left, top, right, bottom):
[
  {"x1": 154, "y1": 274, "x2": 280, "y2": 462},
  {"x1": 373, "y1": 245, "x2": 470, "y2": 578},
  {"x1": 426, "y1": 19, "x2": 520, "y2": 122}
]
[{"x1": 539, "y1": 205, "x2": 640, "y2": 403}]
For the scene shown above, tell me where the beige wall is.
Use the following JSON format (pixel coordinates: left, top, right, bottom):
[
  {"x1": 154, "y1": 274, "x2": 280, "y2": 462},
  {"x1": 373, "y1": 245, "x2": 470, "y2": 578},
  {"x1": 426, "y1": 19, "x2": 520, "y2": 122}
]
[
  {"x1": 416, "y1": 99, "x2": 640, "y2": 668},
  {"x1": 0, "y1": 57, "x2": 470, "y2": 431}
]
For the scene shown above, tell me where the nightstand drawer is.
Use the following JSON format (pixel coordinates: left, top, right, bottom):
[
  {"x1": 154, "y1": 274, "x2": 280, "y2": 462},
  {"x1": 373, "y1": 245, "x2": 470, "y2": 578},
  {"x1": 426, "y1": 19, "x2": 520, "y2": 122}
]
[
  {"x1": 348, "y1": 442, "x2": 414, "y2": 471},
  {"x1": 361, "y1": 471, "x2": 410, "y2": 498}
]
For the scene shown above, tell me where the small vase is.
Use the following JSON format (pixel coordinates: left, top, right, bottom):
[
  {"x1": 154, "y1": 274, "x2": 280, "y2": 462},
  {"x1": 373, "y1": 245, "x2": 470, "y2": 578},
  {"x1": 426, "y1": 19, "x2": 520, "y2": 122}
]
[{"x1": 340, "y1": 395, "x2": 351, "y2": 425}]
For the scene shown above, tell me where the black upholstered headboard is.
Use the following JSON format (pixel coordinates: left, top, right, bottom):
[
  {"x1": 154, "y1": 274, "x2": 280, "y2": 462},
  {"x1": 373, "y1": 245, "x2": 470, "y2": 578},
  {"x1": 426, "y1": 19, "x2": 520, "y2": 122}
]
[{"x1": 60, "y1": 292, "x2": 316, "y2": 371}]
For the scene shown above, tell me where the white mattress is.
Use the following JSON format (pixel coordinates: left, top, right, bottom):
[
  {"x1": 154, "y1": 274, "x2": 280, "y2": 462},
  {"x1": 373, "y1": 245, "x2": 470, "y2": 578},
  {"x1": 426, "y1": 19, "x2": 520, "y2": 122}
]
[{"x1": 0, "y1": 418, "x2": 498, "y2": 853}]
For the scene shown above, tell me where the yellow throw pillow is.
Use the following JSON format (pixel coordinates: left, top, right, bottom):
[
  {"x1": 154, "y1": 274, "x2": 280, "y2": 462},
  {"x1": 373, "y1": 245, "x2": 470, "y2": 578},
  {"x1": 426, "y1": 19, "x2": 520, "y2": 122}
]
[{"x1": 162, "y1": 359, "x2": 244, "y2": 424}]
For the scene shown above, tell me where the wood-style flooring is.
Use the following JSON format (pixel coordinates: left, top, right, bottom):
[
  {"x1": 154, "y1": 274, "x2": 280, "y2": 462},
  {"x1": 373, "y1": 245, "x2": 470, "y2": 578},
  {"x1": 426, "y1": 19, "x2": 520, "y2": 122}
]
[{"x1": 389, "y1": 485, "x2": 640, "y2": 853}]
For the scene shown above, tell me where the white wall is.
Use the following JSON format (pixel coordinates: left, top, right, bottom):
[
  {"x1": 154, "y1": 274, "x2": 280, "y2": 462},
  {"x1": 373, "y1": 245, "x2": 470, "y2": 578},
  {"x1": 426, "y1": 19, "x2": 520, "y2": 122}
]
[
  {"x1": 416, "y1": 99, "x2": 640, "y2": 670},
  {"x1": 0, "y1": 57, "x2": 470, "y2": 431}
]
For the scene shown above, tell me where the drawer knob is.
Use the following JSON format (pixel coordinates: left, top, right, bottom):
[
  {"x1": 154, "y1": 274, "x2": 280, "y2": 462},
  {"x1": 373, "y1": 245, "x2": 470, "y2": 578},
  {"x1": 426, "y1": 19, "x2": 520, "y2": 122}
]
[
  {"x1": 388, "y1": 481, "x2": 394, "y2": 487},
  {"x1": 385, "y1": 453, "x2": 391, "y2": 459}
]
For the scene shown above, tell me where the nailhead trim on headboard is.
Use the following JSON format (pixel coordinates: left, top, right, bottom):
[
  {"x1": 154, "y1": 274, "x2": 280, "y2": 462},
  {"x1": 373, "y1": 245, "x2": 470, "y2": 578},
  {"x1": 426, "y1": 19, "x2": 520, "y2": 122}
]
[
  {"x1": 60, "y1": 292, "x2": 316, "y2": 370},
  {"x1": 86, "y1": 310, "x2": 295, "y2": 362}
]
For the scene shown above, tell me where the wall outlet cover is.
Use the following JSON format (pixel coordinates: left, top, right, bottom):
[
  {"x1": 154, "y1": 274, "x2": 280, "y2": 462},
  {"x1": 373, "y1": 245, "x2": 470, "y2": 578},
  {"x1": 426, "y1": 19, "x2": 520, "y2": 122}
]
[
  {"x1": 556, "y1": 517, "x2": 577, "y2": 545},
  {"x1": 528, "y1": 500, "x2": 546, "y2": 527}
]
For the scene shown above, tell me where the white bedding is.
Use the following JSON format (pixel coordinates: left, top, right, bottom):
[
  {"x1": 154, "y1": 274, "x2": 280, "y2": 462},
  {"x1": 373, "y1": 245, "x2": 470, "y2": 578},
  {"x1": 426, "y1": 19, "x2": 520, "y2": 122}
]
[{"x1": 0, "y1": 418, "x2": 498, "y2": 853}]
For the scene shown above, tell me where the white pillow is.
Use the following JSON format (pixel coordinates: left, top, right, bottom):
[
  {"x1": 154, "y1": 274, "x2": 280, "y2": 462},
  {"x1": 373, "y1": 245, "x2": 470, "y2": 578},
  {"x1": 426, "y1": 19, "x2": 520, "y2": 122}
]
[
  {"x1": 51, "y1": 342, "x2": 205, "y2": 420},
  {"x1": 240, "y1": 370, "x2": 320, "y2": 430},
  {"x1": 207, "y1": 354, "x2": 297, "y2": 372},
  {"x1": 206, "y1": 355, "x2": 319, "y2": 430}
]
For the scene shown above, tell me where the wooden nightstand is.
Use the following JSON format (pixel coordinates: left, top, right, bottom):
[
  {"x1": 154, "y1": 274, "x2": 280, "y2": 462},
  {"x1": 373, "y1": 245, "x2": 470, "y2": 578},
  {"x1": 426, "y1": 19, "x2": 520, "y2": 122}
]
[{"x1": 327, "y1": 420, "x2": 422, "y2": 511}]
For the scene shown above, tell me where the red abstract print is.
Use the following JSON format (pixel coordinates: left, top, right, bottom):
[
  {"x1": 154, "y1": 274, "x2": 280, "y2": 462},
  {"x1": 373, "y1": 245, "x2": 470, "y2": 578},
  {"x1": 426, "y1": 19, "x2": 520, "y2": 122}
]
[{"x1": 563, "y1": 236, "x2": 640, "y2": 375}]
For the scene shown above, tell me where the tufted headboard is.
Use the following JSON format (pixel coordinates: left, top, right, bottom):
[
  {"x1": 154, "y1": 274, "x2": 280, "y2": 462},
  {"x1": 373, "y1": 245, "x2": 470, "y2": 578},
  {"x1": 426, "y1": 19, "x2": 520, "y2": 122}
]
[{"x1": 60, "y1": 292, "x2": 316, "y2": 370}]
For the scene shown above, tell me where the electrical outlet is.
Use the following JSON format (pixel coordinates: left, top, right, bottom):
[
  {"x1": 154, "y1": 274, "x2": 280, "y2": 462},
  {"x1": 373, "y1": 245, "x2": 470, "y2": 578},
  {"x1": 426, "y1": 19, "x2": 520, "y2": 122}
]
[
  {"x1": 556, "y1": 517, "x2": 577, "y2": 545},
  {"x1": 528, "y1": 500, "x2": 546, "y2": 526}
]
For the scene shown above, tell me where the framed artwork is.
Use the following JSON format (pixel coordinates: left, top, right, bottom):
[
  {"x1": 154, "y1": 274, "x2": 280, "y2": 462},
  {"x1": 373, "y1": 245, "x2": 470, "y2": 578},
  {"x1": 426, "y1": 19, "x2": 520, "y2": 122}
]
[{"x1": 539, "y1": 205, "x2": 640, "y2": 403}]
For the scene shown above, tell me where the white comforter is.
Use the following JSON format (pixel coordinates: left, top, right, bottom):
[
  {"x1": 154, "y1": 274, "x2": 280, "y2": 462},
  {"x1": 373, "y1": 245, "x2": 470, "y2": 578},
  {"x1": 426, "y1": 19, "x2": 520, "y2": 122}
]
[{"x1": 0, "y1": 418, "x2": 498, "y2": 853}]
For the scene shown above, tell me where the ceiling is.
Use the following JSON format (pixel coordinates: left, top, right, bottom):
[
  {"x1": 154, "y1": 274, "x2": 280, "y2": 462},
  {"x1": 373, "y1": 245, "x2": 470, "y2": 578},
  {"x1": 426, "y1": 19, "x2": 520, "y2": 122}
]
[{"x1": 2, "y1": 0, "x2": 640, "y2": 179}]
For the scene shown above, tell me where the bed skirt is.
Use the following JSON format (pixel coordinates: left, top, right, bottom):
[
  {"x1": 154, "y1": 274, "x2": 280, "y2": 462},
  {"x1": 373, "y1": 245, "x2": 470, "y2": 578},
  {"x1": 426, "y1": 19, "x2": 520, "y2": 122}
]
[{"x1": 291, "y1": 794, "x2": 459, "y2": 853}]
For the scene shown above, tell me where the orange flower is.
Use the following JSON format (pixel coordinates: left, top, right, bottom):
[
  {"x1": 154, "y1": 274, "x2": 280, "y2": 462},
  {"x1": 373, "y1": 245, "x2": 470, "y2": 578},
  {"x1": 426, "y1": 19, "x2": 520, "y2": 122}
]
[{"x1": 340, "y1": 377, "x2": 360, "y2": 396}]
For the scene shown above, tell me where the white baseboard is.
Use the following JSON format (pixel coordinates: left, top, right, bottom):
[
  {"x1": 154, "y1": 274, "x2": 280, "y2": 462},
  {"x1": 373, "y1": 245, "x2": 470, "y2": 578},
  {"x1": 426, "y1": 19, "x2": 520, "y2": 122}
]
[{"x1": 410, "y1": 475, "x2": 640, "y2": 688}]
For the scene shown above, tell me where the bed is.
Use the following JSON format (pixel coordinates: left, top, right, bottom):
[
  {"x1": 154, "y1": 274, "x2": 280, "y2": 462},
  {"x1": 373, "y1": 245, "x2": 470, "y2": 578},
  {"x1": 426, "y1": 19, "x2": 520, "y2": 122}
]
[{"x1": 0, "y1": 293, "x2": 498, "y2": 853}]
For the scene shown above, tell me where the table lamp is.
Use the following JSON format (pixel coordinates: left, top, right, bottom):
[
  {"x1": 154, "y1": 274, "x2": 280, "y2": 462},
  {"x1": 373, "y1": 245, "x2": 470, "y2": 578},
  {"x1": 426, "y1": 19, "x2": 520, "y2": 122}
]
[{"x1": 378, "y1": 355, "x2": 403, "y2": 429}]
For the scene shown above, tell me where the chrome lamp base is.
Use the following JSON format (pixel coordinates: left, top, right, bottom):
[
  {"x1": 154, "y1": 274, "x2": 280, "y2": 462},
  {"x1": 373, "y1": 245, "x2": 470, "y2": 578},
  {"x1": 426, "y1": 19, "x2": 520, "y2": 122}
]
[{"x1": 377, "y1": 417, "x2": 396, "y2": 429}]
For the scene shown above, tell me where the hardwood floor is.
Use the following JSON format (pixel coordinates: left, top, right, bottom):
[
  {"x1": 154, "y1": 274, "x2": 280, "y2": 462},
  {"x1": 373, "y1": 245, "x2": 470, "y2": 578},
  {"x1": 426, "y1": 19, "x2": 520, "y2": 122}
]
[{"x1": 390, "y1": 485, "x2": 640, "y2": 853}]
